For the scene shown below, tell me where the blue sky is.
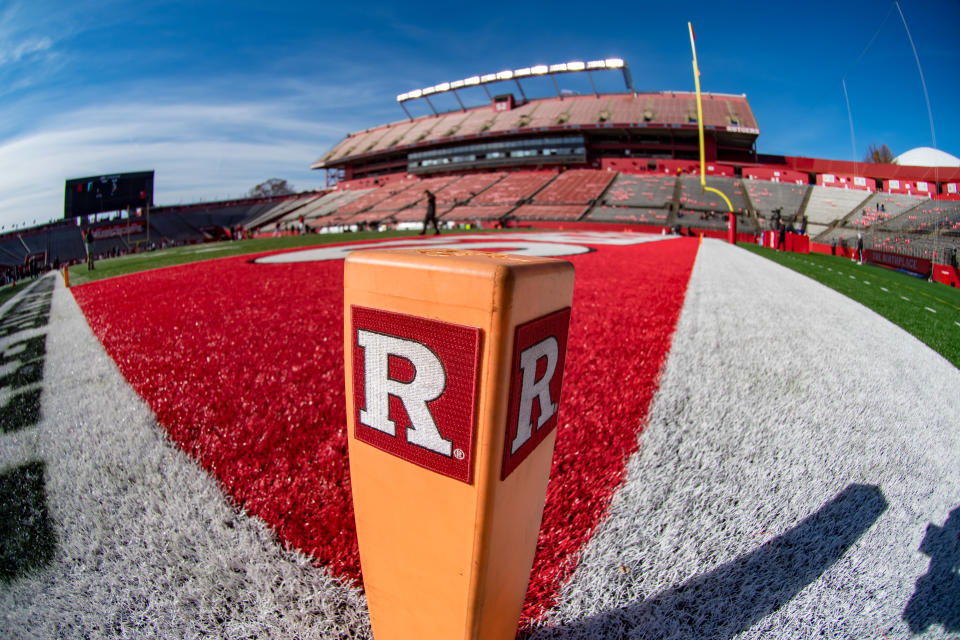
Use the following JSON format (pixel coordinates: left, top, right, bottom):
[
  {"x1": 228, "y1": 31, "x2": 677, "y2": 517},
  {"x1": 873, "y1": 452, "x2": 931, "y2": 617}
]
[{"x1": 0, "y1": 0, "x2": 957, "y2": 229}]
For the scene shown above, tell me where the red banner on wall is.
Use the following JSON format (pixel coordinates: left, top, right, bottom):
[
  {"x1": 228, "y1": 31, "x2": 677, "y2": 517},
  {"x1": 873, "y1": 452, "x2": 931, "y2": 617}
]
[
  {"x1": 863, "y1": 249, "x2": 932, "y2": 277},
  {"x1": 90, "y1": 221, "x2": 146, "y2": 240}
]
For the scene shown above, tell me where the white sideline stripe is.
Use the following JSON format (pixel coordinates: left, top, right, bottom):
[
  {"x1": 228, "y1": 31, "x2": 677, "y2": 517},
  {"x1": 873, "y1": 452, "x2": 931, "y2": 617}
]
[
  {"x1": 535, "y1": 240, "x2": 960, "y2": 639},
  {"x1": 0, "y1": 277, "x2": 368, "y2": 638}
]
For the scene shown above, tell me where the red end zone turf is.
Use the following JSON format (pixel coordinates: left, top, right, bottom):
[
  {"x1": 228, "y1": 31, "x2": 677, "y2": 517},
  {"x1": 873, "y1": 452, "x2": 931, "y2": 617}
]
[{"x1": 71, "y1": 236, "x2": 699, "y2": 624}]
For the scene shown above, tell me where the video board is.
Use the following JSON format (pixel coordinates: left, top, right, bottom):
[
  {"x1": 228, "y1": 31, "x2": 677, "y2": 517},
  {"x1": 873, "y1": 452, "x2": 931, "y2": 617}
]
[{"x1": 64, "y1": 171, "x2": 154, "y2": 218}]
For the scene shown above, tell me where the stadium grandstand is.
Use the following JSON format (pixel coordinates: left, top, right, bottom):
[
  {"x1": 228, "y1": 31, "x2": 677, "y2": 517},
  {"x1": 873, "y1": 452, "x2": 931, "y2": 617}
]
[{"x1": 4, "y1": 58, "x2": 959, "y2": 281}]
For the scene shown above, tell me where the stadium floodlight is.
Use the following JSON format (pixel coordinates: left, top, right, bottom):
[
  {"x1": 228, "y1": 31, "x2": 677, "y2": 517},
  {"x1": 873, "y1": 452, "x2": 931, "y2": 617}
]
[{"x1": 396, "y1": 58, "x2": 632, "y2": 112}]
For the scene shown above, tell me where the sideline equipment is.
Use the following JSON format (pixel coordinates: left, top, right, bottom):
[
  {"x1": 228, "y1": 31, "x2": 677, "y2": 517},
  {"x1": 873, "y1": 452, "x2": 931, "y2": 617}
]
[{"x1": 344, "y1": 248, "x2": 574, "y2": 639}]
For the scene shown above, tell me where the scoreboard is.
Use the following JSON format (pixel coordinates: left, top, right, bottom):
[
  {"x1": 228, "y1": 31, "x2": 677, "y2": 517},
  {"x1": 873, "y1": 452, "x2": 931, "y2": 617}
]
[{"x1": 64, "y1": 171, "x2": 154, "y2": 218}]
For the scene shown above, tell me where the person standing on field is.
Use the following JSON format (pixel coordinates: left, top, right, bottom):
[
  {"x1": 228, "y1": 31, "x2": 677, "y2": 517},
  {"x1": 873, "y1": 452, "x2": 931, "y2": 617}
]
[{"x1": 420, "y1": 190, "x2": 440, "y2": 236}]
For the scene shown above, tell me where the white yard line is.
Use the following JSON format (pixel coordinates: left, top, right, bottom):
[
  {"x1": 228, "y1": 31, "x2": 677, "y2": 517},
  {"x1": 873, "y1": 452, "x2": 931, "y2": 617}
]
[
  {"x1": 0, "y1": 276, "x2": 369, "y2": 639},
  {"x1": 535, "y1": 240, "x2": 960, "y2": 640}
]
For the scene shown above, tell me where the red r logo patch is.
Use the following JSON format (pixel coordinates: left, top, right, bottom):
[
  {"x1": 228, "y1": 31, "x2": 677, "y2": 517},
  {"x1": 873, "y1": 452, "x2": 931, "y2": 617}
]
[
  {"x1": 351, "y1": 306, "x2": 481, "y2": 484},
  {"x1": 502, "y1": 308, "x2": 571, "y2": 480}
]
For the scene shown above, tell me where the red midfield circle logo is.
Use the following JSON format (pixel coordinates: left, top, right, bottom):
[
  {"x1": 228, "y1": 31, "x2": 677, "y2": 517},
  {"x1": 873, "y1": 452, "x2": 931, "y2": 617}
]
[{"x1": 351, "y1": 306, "x2": 481, "y2": 484}]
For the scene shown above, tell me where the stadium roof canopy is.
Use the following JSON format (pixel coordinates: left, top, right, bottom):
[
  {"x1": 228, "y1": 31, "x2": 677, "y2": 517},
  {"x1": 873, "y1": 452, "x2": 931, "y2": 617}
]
[{"x1": 894, "y1": 146, "x2": 960, "y2": 168}]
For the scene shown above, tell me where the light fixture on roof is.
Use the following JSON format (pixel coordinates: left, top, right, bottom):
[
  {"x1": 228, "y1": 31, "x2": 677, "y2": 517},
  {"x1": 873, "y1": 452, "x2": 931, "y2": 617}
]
[{"x1": 395, "y1": 58, "x2": 633, "y2": 105}]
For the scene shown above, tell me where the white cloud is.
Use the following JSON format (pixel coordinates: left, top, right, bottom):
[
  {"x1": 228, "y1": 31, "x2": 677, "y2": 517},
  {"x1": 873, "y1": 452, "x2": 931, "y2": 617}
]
[
  {"x1": 0, "y1": 35, "x2": 51, "y2": 65},
  {"x1": 0, "y1": 98, "x2": 365, "y2": 227}
]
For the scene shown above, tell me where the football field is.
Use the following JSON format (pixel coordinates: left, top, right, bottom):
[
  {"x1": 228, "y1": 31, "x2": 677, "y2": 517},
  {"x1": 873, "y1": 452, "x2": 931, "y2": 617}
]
[{"x1": 2, "y1": 232, "x2": 958, "y2": 639}]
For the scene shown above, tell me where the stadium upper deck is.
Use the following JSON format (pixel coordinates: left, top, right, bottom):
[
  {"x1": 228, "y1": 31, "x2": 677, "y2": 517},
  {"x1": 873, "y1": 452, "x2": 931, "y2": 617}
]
[{"x1": 313, "y1": 91, "x2": 760, "y2": 180}]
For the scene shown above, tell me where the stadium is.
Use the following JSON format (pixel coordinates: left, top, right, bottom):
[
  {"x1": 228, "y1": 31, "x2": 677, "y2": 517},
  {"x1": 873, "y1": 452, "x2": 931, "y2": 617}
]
[
  {"x1": 2, "y1": 59, "x2": 960, "y2": 281},
  {"x1": 2, "y1": 42, "x2": 960, "y2": 640}
]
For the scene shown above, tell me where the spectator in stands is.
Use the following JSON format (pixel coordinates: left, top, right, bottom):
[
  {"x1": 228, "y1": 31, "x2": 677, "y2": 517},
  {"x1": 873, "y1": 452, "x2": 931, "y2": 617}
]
[
  {"x1": 420, "y1": 190, "x2": 440, "y2": 236},
  {"x1": 298, "y1": 215, "x2": 306, "y2": 235}
]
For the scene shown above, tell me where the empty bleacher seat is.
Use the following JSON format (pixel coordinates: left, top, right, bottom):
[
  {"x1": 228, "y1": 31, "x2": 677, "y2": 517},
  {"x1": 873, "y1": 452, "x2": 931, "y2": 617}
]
[
  {"x1": 532, "y1": 169, "x2": 614, "y2": 205},
  {"x1": 803, "y1": 186, "x2": 873, "y2": 226},
  {"x1": 511, "y1": 204, "x2": 587, "y2": 221},
  {"x1": 471, "y1": 172, "x2": 557, "y2": 205},
  {"x1": 743, "y1": 180, "x2": 808, "y2": 219},
  {"x1": 602, "y1": 175, "x2": 677, "y2": 208}
]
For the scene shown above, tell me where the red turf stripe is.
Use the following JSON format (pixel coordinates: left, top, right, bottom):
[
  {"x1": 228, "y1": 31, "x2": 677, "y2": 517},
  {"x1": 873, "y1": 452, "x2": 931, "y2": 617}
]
[{"x1": 71, "y1": 236, "x2": 699, "y2": 623}]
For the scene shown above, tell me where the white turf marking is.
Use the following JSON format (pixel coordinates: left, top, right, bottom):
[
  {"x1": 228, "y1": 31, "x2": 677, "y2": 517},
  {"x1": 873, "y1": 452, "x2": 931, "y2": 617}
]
[
  {"x1": 864, "y1": 281, "x2": 870, "y2": 285},
  {"x1": 539, "y1": 241, "x2": 960, "y2": 640},
  {"x1": 902, "y1": 296, "x2": 911, "y2": 301},
  {"x1": 849, "y1": 275, "x2": 856, "y2": 280},
  {"x1": 0, "y1": 278, "x2": 369, "y2": 638},
  {"x1": 925, "y1": 307, "x2": 937, "y2": 314},
  {"x1": 881, "y1": 287, "x2": 890, "y2": 292}
]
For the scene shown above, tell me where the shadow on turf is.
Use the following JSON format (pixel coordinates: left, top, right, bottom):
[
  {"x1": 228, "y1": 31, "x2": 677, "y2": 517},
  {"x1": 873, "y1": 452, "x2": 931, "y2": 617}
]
[
  {"x1": 527, "y1": 483, "x2": 887, "y2": 639},
  {"x1": 903, "y1": 504, "x2": 960, "y2": 634}
]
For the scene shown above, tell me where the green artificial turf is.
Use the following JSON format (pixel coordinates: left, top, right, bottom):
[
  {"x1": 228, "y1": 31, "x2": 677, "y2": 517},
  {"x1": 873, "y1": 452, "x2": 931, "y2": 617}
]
[
  {"x1": 740, "y1": 243, "x2": 960, "y2": 368},
  {"x1": 66, "y1": 229, "x2": 502, "y2": 287}
]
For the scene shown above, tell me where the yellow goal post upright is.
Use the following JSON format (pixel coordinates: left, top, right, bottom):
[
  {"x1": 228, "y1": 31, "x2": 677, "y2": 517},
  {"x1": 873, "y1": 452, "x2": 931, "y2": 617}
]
[{"x1": 688, "y1": 22, "x2": 737, "y2": 244}]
